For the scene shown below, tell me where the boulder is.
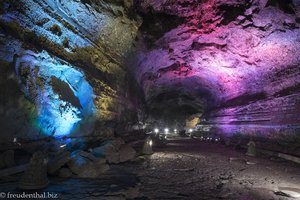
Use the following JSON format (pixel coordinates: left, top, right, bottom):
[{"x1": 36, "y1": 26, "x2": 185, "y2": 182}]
[
  {"x1": 119, "y1": 145, "x2": 136, "y2": 163},
  {"x1": 92, "y1": 138, "x2": 125, "y2": 157},
  {"x1": 47, "y1": 151, "x2": 71, "y2": 175},
  {"x1": 67, "y1": 152, "x2": 92, "y2": 175},
  {"x1": 107, "y1": 152, "x2": 120, "y2": 164},
  {"x1": 92, "y1": 138, "x2": 136, "y2": 164},
  {"x1": 67, "y1": 150, "x2": 108, "y2": 178},
  {"x1": 0, "y1": 164, "x2": 28, "y2": 178},
  {"x1": 77, "y1": 150, "x2": 98, "y2": 162},
  {"x1": 77, "y1": 161, "x2": 109, "y2": 178},
  {"x1": 107, "y1": 144, "x2": 136, "y2": 164}
]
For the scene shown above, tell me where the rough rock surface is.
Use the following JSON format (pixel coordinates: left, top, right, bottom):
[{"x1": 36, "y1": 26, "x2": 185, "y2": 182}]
[
  {"x1": 0, "y1": 0, "x2": 299, "y2": 150},
  {"x1": 67, "y1": 150, "x2": 109, "y2": 178},
  {"x1": 119, "y1": 144, "x2": 137, "y2": 163},
  {"x1": 92, "y1": 138, "x2": 136, "y2": 164},
  {"x1": 0, "y1": 0, "x2": 144, "y2": 140},
  {"x1": 0, "y1": 165, "x2": 141, "y2": 200},
  {"x1": 92, "y1": 138, "x2": 125, "y2": 158},
  {"x1": 48, "y1": 151, "x2": 71, "y2": 175},
  {"x1": 131, "y1": 0, "x2": 300, "y2": 145},
  {"x1": 0, "y1": 139, "x2": 298, "y2": 199}
]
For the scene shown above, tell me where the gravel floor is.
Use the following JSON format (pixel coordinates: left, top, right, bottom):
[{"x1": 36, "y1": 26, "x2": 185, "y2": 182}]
[
  {"x1": 0, "y1": 138, "x2": 299, "y2": 200},
  {"x1": 130, "y1": 138, "x2": 300, "y2": 200}
]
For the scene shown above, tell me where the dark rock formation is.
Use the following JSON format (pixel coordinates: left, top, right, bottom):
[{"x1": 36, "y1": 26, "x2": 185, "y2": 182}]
[
  {"x1": 0, "y1": 0, "x2": 299, "y2": 154},
  {"x1": 130, "y1": 0, "x2": 300, "y2": 151},
  {"x1": 0, "y1": 0, "x2": 145, "y2": 140},
  {"x1": 18, "y1": 151, "x2": 49, "y2": 190}
]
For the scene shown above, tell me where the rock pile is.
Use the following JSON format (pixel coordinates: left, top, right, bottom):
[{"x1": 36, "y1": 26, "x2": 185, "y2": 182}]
[
  {"x1": 91, "y1": 138, "x2": 137, "y2": 164},
  {"x1": 67, "y1": 150, "x2": 109, "y2": 178},
  {"x1": 46, "y1": 137, "x2": 136, "y2": 179}
]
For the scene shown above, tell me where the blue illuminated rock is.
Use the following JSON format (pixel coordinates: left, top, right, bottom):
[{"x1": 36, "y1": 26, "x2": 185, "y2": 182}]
[
  {"x1": 15, "y1": 51, "x2": 96, "y2": 137},
  {"x1": 0, "y1": 0, "x2": 143, "y2": 141}
]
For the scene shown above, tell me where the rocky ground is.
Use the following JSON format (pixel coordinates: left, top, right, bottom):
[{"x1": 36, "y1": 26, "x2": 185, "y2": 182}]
[
  {"x1": 0, "y1": 138, "x2": 299, "y2": 200},
  {"x1": 133, "y1": 138, "x2": 300, "y2": 200}
]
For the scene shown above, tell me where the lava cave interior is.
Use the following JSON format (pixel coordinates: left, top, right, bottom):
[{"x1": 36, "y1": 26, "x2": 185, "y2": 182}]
[{"x1": 0, "y1": 0, "x2": 300, "y2": 199}]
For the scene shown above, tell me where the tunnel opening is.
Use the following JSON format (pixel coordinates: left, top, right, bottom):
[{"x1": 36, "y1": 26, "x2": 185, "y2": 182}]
[{"x1": 146, "y1": 90, "x2": 207, "y2": 123}]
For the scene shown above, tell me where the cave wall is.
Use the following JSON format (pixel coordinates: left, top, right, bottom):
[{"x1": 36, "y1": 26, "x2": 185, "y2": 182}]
[
  {"x1": 132, "y1": 0, "x2": 300, "y2": 144},
  {"x1": 0, "y1": 0, "x2": 143, "y2": 141},
  {"x1": 1, "y1": 0, "x2": 300, "y2": 150}
]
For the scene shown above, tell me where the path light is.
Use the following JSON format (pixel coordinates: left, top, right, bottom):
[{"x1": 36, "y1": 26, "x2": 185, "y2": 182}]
[
  {"x1": 149, "y1": 139, "x2": 153, "y2": 146},
  {"x1": 164, "y1": 128, "x2": 169, "y2": 134},
  {"x1": 174, "y1": 129, "x2": 177, "y2": 133},
  {"x1": 188, "y1": 129, "x2": 193, "y2": 133},
  {"x1": 154, "y1": 128, "x2": 159, "y2": 134},
  {"x1": 246, "y1": 140, "x2": 256, "y2": 157},
  {"x1": 143, "y1": 136, "x2": 153, "y2": 155}
]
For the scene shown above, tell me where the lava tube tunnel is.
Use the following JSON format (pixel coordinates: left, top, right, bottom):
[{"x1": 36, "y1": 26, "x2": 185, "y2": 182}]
[{"x1": 0, "y1": 0, "x2": 299, "y2": 199}]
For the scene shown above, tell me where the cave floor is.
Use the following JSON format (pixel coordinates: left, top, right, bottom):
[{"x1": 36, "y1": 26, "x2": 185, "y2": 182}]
[
  {"x1": 0, "y1": 138, "x2": 299, "y2": 200},
  {"x1": 133, "y1": 138, "x2": 300, "y2": 200}
]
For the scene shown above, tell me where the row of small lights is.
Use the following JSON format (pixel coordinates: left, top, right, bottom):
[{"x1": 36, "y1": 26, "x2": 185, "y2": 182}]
[
  {"x1": 154, "y1": 128, "x2": 193, "y2": 134},
  {"x1": 153, "y1": 129, "x2": 220, "y2": 142},
  {"x1": 154, "y1": 128, "x2": 176, "y2": 134},
  {"x1": 200, "y1": 136, "x2": 220, "y2": 142}
]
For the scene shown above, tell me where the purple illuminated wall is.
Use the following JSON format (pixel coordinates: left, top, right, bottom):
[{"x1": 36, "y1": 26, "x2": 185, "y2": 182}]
[
  {"x1": 0, "y1": 0, "x2": 299, "y2": 144},
  {"x1": 133, "y1": 0, "x2": 300, "y2": 141}
]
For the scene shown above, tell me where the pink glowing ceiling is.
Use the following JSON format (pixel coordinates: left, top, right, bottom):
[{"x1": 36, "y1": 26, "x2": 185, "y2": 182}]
[{"x1": 131, "y1": 0, "x2": 300, "y2": 137}]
